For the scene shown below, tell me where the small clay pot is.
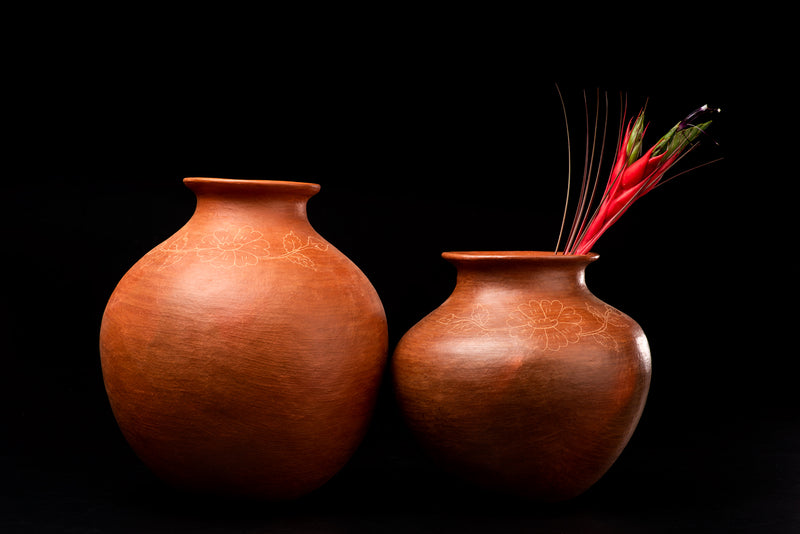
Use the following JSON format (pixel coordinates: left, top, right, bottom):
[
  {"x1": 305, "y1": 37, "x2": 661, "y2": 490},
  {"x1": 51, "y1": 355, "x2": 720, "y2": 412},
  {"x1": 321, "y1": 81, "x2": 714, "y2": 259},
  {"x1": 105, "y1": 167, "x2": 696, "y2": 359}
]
[
  {"x1": 392, "y1": 251, "x2": 651, "y2": 501},
  {"x1": 100, "y1": 178, "x2": 388, "y2": 500}
]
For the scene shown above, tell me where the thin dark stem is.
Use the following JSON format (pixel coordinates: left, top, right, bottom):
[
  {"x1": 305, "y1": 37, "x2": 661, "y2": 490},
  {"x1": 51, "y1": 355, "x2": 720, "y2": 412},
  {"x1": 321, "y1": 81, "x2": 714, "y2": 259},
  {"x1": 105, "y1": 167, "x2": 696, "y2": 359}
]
[
  {"x1": 570, "y1": 90, "x2": 609, "y2": 255},
  {"x1": 568, "y1": 92, "x2": 627, "y2": 254},
  {"x1": 564, "y1": 90, "x2": 593, "y2": 254},
  {"x1": 554, "y1": 83, "x2": 572, "y2": 254},
  {"x1": 583, "y1": 88, "x2": 602, "y2": 210},
  {"x1": 654, "y1": 157, "x2": 724, "y2": 188}
]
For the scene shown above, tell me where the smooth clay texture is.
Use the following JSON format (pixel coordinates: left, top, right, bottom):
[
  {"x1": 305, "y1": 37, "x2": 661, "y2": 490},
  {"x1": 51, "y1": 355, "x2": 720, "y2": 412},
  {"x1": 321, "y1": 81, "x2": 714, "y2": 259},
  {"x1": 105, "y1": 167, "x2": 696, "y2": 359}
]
[
  {"x1": 392, "y1": 251, "x2": 651, "y2": 501},
  {"x1": 100, "y1": 178, "x2": 388, "y2": 500}
]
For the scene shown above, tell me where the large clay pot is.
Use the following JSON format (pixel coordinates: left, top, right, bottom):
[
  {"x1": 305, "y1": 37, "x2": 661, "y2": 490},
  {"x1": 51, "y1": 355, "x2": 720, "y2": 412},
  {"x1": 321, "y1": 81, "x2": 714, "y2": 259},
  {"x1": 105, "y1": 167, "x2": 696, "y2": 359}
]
[
  {"x1": 100, "y1": 177, "x2": 388, "y2": 500},
  {"x1": 392, "y1": 251, "x2": 651, "y2": 501}
]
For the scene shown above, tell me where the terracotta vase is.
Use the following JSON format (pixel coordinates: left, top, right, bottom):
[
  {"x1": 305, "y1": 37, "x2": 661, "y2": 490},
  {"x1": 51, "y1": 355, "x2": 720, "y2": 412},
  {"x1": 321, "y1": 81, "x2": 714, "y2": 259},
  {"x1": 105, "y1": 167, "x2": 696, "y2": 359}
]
[
  {"x1": 100, "y1": 177, "x2": 388, "y2": 500},
  {"x1": 392, "y1": 251, "x2": 651, "y2": 501}
]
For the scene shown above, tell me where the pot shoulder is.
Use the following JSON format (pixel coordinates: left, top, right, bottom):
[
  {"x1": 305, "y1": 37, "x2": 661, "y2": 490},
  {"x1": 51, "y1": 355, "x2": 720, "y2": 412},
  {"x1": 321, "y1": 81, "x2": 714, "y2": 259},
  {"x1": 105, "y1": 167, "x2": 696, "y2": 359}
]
[{"x1": 395, "y1": 292, "x2": 648, "y2": 364}]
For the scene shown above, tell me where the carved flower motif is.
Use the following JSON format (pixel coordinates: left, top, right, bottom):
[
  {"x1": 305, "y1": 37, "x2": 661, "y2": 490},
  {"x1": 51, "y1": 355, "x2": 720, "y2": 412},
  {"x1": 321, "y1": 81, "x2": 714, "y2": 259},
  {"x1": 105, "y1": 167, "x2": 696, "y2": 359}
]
[
  {"x1": 196, "y1": 226, "x2": 271, "y2": 267},
  {"x1": 278, "y1": 231, "x2": 329, "y2": 268},
  {"x1": 143, "y1": 233, "x2": 190, "y2": 270},
  {"x1": 438, "y1": 304, "x2": 492, "y2": 335},
  {"x1": 507, "y1": 300, "x2": 583, "y2": 350}
]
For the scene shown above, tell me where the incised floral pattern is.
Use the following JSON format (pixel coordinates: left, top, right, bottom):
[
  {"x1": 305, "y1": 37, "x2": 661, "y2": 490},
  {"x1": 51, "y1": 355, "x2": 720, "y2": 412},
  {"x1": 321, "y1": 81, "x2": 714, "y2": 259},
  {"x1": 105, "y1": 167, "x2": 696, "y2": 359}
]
[
  {"x1": 144, "y1": 226, "x2": 328, "y2": 270},
  {"x1": 438, "y1": 299, "x2": 626, "y2": 351}
]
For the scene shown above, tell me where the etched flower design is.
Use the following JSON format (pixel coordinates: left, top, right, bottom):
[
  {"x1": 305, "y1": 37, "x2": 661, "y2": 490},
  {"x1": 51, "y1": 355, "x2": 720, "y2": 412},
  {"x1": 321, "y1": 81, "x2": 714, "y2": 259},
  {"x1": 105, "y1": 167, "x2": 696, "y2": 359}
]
[
  {"x1": 507, "y1": 300, "x2": 583, "y2": 350},
  {"x1": 143, "y1": 233, "x2": 190, "y2": 270},
  {"x1": 278, "y1": 231, "x2": 329, "y2": 269},
  {"x1": 439, "y1": 304, "x2": 492, "y2": 335},
  {"x1": 196, "y1": 226, "x2": 271, "y2": 267},
  {"x1": 581, "y1": 304, "x2": 626, "y2": 349}
]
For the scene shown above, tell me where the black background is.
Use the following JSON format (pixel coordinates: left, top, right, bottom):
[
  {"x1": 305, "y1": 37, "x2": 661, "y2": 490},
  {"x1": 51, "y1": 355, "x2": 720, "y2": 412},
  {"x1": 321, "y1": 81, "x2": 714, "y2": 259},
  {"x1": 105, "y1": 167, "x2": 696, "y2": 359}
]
[{"x1": 4, "y1": 9, "x2": 797, "y2": 533}]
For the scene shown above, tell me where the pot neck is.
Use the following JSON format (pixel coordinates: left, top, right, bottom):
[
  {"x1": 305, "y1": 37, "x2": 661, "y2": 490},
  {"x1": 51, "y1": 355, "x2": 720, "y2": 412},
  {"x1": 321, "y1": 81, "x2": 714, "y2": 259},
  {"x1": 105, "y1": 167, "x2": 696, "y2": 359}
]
[
  {"x1": 184, "y1": 177, "x2": 320, "y2": 227},
  {"x1": 443, "y1": 251, "x2": 599, "y2": 296}
]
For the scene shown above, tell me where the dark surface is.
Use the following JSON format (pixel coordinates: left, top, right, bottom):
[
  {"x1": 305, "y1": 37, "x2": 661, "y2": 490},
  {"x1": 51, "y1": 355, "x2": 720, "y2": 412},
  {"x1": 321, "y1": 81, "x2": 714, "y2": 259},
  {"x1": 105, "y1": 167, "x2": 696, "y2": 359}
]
[
  {"x1": 3, "y1": 408, "x2": 799, "y2": 533},
  {"x1": 5, "y1": 12, "x2": 797, "y2": 533}
]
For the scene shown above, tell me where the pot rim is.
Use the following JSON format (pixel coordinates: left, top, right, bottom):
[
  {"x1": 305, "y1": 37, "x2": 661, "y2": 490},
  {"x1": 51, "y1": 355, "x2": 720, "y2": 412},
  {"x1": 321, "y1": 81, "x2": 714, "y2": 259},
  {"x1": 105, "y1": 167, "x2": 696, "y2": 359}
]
[
  {"x1": 443, "y1": 251, "x2": 600, "y2": 262},
  {"x1": 184, "y1": 177, "x2": 321, "y2": 195}
]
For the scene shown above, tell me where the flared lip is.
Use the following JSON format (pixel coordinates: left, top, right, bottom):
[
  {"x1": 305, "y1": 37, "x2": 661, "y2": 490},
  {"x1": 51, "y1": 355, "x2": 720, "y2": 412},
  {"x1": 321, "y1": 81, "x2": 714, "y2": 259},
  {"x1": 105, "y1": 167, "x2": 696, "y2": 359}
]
[
  {"x1": 442, "y1": 251, "x2": 599, "y2": 262},
  {"x1": 183, "y1": 177, "x2": 321, "y2": 196}
]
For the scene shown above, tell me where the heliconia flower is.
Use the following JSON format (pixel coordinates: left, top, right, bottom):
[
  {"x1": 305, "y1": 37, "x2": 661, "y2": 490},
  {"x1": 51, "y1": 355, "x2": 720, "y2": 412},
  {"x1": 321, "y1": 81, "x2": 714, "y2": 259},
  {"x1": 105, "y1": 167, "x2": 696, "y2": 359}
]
[{"x1": 562, "y1": 102, "x2": 719, "y2": 256}]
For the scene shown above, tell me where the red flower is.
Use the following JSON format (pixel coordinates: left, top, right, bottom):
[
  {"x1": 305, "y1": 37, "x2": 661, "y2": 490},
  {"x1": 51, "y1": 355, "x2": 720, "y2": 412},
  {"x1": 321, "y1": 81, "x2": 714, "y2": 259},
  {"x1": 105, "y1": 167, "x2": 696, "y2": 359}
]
[{"x1": 564, "y1": 103, "x2": 719, "y2": 255}]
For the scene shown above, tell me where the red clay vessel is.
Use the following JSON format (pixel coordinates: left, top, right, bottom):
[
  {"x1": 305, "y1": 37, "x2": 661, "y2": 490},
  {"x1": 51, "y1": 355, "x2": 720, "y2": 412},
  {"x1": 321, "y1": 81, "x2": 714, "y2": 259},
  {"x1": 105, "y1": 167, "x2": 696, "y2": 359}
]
[
  {"x1": 392, "y1": 251, "x2": 651, "y2": 501},
  {"x1": 100, "y1": 177, "x2": 388, "y2": 500}
]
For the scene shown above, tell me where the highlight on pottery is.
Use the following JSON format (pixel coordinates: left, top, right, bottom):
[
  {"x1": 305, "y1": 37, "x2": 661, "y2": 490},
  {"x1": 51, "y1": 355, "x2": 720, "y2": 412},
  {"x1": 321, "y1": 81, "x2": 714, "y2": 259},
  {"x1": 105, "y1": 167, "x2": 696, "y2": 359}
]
[
  {"x1": 392, "y1": 251, "x2": 651, "y2": 501},
  {"x1": 100, "y1": 177, "x2": 388, "y2": 500}
]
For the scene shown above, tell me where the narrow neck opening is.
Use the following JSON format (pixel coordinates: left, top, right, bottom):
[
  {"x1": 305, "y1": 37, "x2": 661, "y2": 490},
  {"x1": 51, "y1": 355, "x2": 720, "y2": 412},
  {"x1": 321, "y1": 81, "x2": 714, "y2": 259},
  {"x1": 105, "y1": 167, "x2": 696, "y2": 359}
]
[
  {"x1": 444, "y1": 251, "x2": 598, "y2": 294},
  {"x1": 184, "y1": 177, "x2": 320, "y2": 200},
  {"x1": 183, "y1": 177, "x2": 320, "y2": 224}
]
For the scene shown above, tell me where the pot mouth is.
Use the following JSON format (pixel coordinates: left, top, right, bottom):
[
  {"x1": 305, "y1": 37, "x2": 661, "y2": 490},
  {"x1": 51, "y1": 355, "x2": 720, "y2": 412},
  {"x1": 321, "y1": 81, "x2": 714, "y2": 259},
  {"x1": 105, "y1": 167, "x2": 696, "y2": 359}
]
[
  {"x1": 443, "y1": 251, "x2": 599, "y2": 262},
  {"x1": 183, "y1": 177, "x2": 321, "y2": 196}
]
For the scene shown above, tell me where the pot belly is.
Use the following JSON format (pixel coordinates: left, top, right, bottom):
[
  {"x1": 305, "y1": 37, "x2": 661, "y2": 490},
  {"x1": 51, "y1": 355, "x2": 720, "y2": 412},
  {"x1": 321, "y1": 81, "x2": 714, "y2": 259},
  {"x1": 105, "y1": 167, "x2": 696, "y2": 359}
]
[
  {"x1": 393, "y1": 318, "x2": 650, "y2": 501},
  {"x1": 100, "y1": 260, "x2": 387, "y2": 499}
]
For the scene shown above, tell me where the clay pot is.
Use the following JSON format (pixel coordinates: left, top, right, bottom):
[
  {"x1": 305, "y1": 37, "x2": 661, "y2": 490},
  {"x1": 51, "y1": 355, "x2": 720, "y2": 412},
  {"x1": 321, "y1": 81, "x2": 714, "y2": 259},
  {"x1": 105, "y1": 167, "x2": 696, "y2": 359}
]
[
  {"x1": 392, "y1": 251, "x2": 651, "y2": 501},
  {"x1": 100, "y1": 177, "x2": 388, "y2": 500}
]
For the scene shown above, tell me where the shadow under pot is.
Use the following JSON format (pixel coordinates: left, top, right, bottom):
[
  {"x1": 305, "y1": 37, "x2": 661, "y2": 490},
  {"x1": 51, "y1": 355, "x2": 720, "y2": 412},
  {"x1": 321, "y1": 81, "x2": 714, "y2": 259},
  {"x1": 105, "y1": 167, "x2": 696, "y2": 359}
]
[
  {"x1": 100, "y1": 177, "x2": 388, "y2": 500},
  {"x1": 392, "y1": 251, "x2": 651, "y2": 502}
]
